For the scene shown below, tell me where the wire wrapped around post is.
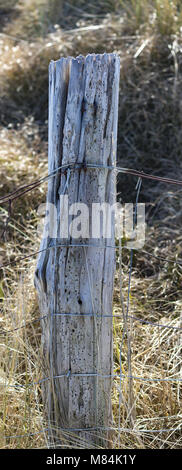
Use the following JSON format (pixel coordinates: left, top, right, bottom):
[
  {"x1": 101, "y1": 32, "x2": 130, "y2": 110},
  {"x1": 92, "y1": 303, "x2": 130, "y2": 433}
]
[{"x1": 34, "y1": 53, "x2": 120, "y2": 447}]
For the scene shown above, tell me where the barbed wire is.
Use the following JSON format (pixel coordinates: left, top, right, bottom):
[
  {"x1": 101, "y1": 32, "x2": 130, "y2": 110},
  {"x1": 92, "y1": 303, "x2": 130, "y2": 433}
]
[
  {"x1": 1, "y1": 161, "x2": 182, "y2": 446},
  {"x1": 1, "y1": 162, "x2": 182, "y2": 206},
  {"x1": 0, "y1": 162, "x2": 182, "y2": 269}
]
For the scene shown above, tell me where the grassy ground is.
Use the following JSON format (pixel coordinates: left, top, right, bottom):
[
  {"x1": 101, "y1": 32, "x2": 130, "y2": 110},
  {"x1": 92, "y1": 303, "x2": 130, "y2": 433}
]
[{"x1": 0, "y1": 0, "x2": 182, "y2": 448}]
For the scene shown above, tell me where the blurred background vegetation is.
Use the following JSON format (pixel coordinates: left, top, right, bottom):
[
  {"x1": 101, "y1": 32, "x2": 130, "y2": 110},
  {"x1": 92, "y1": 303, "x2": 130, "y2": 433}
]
[{"x1": 0, "y1": 0, "x2": 182, "y2": 449}]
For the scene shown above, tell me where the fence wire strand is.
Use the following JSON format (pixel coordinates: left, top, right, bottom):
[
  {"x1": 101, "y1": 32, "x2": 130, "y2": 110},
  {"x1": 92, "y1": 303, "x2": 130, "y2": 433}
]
[
  {"x1": 1, "y1": 162, "x2": 182, "y2": 206},
  {"x1": 1, "y1": 243, "x2": 182, "y2": 271},
  {"x1": 1, "y1": 162, "x2": 182, "y2": 446},
  {"x1": 3, "y1": 424, "x2": 181, "y2": 441},
  {"x1": 0, "y1": 311, "x2": 181, "y2": 337}
]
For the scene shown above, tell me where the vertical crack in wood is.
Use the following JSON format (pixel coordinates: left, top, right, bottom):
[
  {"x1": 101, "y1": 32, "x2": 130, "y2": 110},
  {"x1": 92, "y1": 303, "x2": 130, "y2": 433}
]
[{"x1": 35, "y1": 53, "x2": 120, "y2": 448}]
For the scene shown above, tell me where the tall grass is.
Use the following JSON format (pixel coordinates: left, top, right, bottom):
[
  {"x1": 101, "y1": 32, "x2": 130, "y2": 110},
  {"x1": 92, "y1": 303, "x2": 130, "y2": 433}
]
[{"x1": 0, "y1": 0, "x2": 182, "y2": 448}]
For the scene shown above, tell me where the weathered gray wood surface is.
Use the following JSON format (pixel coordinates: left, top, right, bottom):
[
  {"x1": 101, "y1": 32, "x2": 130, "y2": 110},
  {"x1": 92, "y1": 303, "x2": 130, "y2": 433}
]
[{"x1": 35, "y1": 53, "x2": 120, "y2": 447}]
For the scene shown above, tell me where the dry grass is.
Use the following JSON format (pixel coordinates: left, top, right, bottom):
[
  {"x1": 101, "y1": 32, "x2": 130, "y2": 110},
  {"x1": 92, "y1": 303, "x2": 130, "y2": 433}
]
[{"x1": 0, "y1": 0, "x2": 182, "y2": 449}]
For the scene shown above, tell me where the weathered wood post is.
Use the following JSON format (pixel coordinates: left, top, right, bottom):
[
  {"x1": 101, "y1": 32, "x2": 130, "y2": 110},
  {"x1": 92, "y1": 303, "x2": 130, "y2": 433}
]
[{"x1": 35, "y1": 53, "x2": 120, "y2": 447}]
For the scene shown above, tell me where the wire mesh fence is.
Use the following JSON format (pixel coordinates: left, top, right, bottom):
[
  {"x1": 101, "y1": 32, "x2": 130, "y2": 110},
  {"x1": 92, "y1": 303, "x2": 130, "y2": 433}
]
[{"x1": 0, "y1": 164, "x2": 182, "y2": 449}]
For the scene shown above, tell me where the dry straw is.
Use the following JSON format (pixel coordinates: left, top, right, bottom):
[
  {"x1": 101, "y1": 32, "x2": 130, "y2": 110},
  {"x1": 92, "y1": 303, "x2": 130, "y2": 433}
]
[{"x1": 0, "y1": 0, "x2": 182, "y2": 449}]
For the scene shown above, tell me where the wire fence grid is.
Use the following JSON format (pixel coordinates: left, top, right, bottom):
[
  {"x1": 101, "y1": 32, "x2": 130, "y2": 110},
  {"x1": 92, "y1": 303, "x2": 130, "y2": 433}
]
[{"x1": 0, "y1": 162, "x2": 182, "y2": 447}]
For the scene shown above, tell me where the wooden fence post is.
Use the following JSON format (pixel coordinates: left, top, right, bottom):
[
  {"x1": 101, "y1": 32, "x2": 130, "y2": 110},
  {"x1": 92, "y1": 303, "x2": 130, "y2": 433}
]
[{"x1": 35, "y1": 53, "x2": 120, "y2": 447}]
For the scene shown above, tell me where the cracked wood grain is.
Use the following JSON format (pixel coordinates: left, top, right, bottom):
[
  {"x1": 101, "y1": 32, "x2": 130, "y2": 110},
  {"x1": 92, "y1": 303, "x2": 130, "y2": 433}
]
[{"x1": 35, "y1": 53, "x2": 120, "y2": 447}]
